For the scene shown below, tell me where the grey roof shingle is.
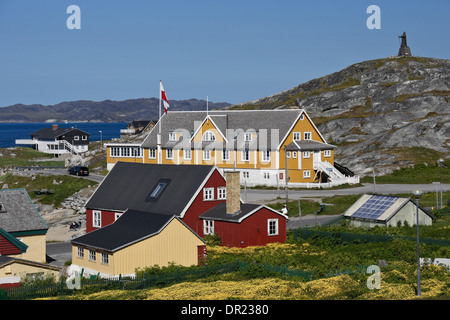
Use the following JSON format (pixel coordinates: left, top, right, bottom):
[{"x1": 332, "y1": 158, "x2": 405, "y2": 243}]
[
  {"x1": 31, "y1": 127, "x2": 90, "y2": 139},
  {"x1": 71, "y1": 209, "x2": 202, "y2": 252},
  {"x1": 0, "y1": 189, "x2": 48, "y2": 234},
  {"x1": 141, "y1": 109, "x2": 311, "y2": 150},
  {"x1": 199, "y1": 202, "x2": 287, "y2": 223},
  {"x1": 85, "y1": 162, "x2": 217, "y2": 215}
]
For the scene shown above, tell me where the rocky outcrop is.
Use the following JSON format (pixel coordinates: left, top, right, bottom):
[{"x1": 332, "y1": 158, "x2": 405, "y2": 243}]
[{"x1": 230, "y1": 56, "x2": 450, "y2": 176}]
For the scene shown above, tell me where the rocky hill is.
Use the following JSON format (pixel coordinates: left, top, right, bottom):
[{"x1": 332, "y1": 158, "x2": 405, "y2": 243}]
[
  {"x1": 0, "y1": 98, "x2": 231, "y2": 123},
  {"x1": 230, "y1": 56, "x2": 450, "y2": 177}
]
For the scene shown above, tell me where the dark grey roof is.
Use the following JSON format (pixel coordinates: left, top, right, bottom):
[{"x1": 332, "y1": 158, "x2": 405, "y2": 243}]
[
  {"x1": 0, "y1": 189, "x2": 48, "y2": 234},
  {"x1": 285, "y1": 140, "x2": 336, "y2": 151},
  {"x1": 141, "y1": 109, "x2": 312, "y2": 150},
  {"x1": 71, "y1": 209, "x2": 202, "y2": 252},
  {"x1": 199, "y1": 202, "x2": 287, "y2": 223},
  {"x1": 31, "y1": 127, "x2": 90, "y2": 139},
  {"x1": 0, "y1": 255, "x2": 60, "y2": 271},
  {"x1": 85, "y1": 162, "x2": 217, "y2": 215}
]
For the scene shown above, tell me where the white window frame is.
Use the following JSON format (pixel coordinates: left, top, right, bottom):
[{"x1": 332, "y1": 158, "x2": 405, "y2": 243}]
[
  {"x1": 89, "y1": 250, "x2": 96, "y2": 262},
  {"x1": 169, "y1": 132, "x2": 177, "y2": 141},
  {"x1": 82, "y1": 135, "x2": 87, "y2": 141},
  {"x1": 242, "y1": 149, "x2": 250, "y2": 162},
  {"x1": 303, "y1": 151, "x2": 310, "y2": 158},
  {"x1": 203, "y1": 220, "x2": 214, "y2": 235},
  {"x1": 149, "y1": 148, "x2": 156, "y2": 159},
  {"x1": 244, "y1": 133, "x2": 252, "y2": 142},
  {"x1": 243, "y1": 171, "x2": 249, "y2": 179},
  {"x1": 303, "y1": 170, "x2": 311, "y2": 178},
  {"x1": 202, "y1": 131, "x2": 216, "y2": 142},
  {"x1": 203, "y1": 149, "x2": 211, "y2": 161},
  {"x1": 203, "y1": 188, "x2": 214, "y2": 201},
  {"x1": 217, "y1": 187, "x2": 226, "y2": 199},
  {"x1": 263, "y1": 172, "x2": 270, "y2": 179},
  {"x1": 222, "y1": 149, "x2": 229, "y2": 161},
  {"x1": 115, "y1": 212, "x2": 122, "y2": 221},
  {"x1": 261, "y1": 150, "x2": 270, "y2": 162},
  {"x1": 292, "y1": 151, "x2": 297, "y2": 159},
  {"x1": 77, "y1": 247, "x2": 84, "y2": 259},
  {"x1": 93, "y1": 210, "x2": 101, "y2": 228},
  {"x1": 324, "y1": 150, "x2": 331, "y2": 157},
  {"x1": 268, "y1": 219, "x2": 279, "y2": 236},
  {"x1": 184, "y1": 149, "x2": 192, "y2": 160},
  {"x1": 74, "y1": 135, "x2": 79, "y2": 141},
  {"x1": 101, "y1": 253, "x2": 109, "y2": 265},
  {"x1": 293, "y1": 132, "x2": 301, "y2": 140},
  {"x1": 304, "y1": 132, "x2": 312, "y2": 140},
  {"x1": 286, "y1": 151, "x2": 291, "y2": 159},
  {"x1": 166, "y1": 148, "x2": 173, "y2": 159}
]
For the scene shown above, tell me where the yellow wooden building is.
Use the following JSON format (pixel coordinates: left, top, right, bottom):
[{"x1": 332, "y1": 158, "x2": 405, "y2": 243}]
[
  {"x1": 71, "y1": 209, "x2": 205, "y2": 277},
  {"x1": 106, "y1": 109, "x2": 359, "y2": 187}
]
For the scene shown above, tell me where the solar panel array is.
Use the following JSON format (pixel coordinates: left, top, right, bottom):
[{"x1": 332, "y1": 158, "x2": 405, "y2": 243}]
[{"x1": 351, "y1": 195, "x2": 398, "y2": 220}]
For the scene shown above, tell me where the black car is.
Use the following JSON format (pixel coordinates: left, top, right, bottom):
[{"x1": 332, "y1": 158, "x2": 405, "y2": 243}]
[{"x1": 68, "y1": 166, "x2": 90, "y2": 176}]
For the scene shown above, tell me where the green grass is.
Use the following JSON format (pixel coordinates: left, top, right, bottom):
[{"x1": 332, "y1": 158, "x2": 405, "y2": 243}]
[
  {"x1": 0, "y1": 173, "x2": 97, "y2": 207},
  {"x1": 0, "y1": 147, "x2": 64, "y2": 168},
  {"x1": 361, "y1": 158, "x2": 450, "y2": 184}
]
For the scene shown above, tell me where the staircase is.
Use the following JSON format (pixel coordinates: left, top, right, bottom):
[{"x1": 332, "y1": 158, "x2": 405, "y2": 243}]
[
  {"x1": 315, "y1": 161, "x2": 345, "y2": 180},
  {"x1": 314, "y1": 161, "x2": 360, "y2": 186}
]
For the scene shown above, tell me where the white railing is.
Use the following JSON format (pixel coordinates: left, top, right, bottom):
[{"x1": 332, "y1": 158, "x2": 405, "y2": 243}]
[{"x1": 315, "y1": 161, "x2": 345, "y2": 180}]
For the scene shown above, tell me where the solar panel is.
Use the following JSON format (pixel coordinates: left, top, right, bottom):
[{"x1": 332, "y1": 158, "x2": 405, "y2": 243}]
[{"x1": 351, "y1": 195, "x2": 398, "y2": 220}]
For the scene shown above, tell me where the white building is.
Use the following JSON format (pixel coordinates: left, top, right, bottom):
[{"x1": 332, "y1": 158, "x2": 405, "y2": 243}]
[
  {"x1": 16, "y1": 124, "x2": 90, "y2": 156},
  {"x1": 343, "y1": 194, "x2": 433, "y2": 228}
]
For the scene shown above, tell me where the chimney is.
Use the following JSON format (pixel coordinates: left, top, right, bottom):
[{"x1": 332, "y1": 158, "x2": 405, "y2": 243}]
[
  {"x1": 52, "y1": 124, "x2": 58, "y2": 131},
  {"x1": 225, "y1": 171, "x2": 241, "y2": 215}
]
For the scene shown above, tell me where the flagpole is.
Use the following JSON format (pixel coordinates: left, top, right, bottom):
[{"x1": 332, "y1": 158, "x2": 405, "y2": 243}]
[{"x1": 158, "y1": 80, "x2": 162, "y2": 164}]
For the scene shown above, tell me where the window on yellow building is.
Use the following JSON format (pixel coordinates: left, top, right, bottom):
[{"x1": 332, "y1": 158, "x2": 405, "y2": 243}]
[
  {"x1": 304, "y1": 132, "x2": 312, "y2": 140},
  {"x1": 203, "y1": 131, "x2": 216, "y2": 141},
  {"x1": 89, "y1": 250, "x2": 96, "y2": 262},
  {"x1": 184, "y1": 149, "x2": 192, "y2": 160},
  {"x1": 203, "y1": 149, "x2": 211, "y2": 160},
  {"x1": 222, "y1": 149, "x2": 229, "y2": 161},
  {"x1": 242, "y1": 149, "x2": 250, "y2": 162},
  {"x1": 166, "y1": 148, "x2": 173, "y2": 159},
  {"x1": 77, "y1": 247, "x2": 84, "y2": 259},
  {"x1": 101, "y1": 253, "x2": 109, "y2": 265},
  {"x1": 261, "y1": 150, "x2": 270, "y2": 162}
]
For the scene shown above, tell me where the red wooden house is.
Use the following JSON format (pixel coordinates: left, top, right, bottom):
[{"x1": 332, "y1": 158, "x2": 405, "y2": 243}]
[{"x1": 84, "y1": 162, "x2": 287, "y2": 247}]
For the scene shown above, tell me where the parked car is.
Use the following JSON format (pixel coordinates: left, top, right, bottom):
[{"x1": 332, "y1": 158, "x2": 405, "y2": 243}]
[{"x1": 68, "y1": 166, "x2": 90, "y2": 176}]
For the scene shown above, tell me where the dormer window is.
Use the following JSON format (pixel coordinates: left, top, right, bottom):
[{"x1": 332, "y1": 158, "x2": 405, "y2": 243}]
[
  {"x1": 202, "y1": 131, "x2": 216, "y2": 141},
  {"x1": 169, "y1": 132, "x2": 177, "y2": 141},
  {"x1": 244, "y1": 133, "x2": 252, "y2": 142},
  {"x1": 0, "y1": 202, "x2": 6, "y2": 213}
]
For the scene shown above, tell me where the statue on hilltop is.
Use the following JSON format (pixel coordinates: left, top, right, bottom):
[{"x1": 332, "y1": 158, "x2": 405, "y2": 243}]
[{"x1": 398, "y1": 32, "x2": 412, "y2": 57}]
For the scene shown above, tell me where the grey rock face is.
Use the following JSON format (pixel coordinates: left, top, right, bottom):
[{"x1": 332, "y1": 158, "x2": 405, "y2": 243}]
[{"x1": 232, "y1": 57, "x2": 450, "y2": 176}]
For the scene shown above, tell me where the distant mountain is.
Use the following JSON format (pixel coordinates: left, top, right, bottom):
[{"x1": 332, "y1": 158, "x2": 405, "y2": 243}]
[
  {"x1": 229, "y1": 56, "x2": 450, "y2": 176},
  {"x1": 0, "y1": 98, "x2": 231, "y2": 123}
]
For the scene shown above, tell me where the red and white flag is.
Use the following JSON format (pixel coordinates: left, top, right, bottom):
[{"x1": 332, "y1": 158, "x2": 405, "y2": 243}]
[{"x1": 160, "y1": 81, "x2": 170, "y2": 114}]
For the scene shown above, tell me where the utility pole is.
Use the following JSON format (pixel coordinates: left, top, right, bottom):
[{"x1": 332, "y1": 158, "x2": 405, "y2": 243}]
[{"x1": 284, "y1": 146, "x2": 289, "y2": 205}]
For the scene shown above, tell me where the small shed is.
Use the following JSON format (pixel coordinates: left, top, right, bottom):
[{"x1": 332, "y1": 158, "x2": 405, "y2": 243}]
[
  {"x1": 71, "y1": 209, "x2": 206, "y2": 278},
  {"x1": 343, "y1": 194, "x2": 433, "y2": 228}
]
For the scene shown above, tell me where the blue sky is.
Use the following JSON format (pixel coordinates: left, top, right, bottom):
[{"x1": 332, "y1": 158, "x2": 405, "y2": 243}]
[{"x1": 1, "y1": 0, "x2": 449, "y2": 107}]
